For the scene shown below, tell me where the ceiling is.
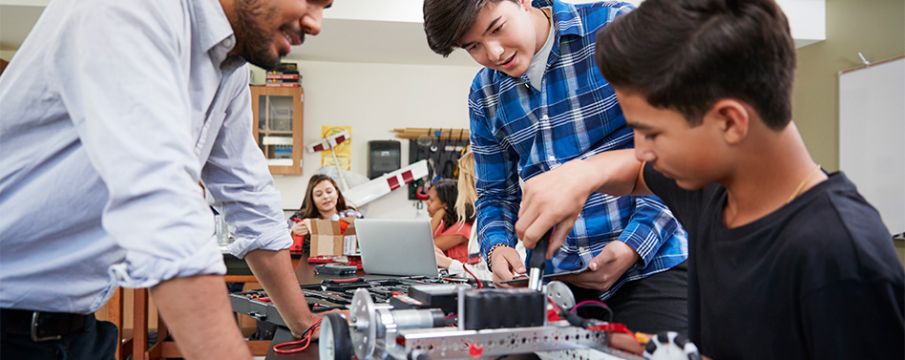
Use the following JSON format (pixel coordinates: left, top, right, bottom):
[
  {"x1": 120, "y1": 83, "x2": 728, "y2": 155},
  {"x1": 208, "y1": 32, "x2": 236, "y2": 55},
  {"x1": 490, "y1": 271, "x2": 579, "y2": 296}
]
[
  {"x1": 287, "y1": 19, "x2": 475, "y2": 66},
  {"x1": 0, "y1": 3, "x2": 474, "y2": 65},
  {"x1": 0, "y1": 0, "x2": 823, "y2": 64}
]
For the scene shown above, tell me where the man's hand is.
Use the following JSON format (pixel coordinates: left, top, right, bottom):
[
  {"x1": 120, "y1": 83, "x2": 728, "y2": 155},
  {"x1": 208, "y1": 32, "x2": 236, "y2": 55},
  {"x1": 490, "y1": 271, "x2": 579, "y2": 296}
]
[
  {"x1": 516, "y1": 159, "x2": 599, "y2": 258},
  {"x1": 245, "y1": 249, "x2": 316, "y2": 338},
  {"x1": 490, "y1": 246, "x2": 526, "y2": 288},
  {"x1": 559, "y1": 241, "x2": 640, "y2": 291},
  {"x1": 290, "y1": 219, "x2": 310, "y2": 236},
  {"x1": 294, "y1": 311, "x2": 322, "y2": 338},
  {"x1": 300, "y1": 309, "x2": 351, "y2": 340}
]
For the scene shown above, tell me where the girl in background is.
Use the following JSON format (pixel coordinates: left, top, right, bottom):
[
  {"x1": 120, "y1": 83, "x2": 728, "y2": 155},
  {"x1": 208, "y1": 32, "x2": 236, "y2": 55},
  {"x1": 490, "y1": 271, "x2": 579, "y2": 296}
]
[
  {"x1": 427, "y1": 179, "x2": 474, "y2": 262},
  {"x1": 289, "y1": 174, "x2": 362, "y2": 253},
  {"x1": 433, "y1": 150, "x2": 495, "y2": 281}
]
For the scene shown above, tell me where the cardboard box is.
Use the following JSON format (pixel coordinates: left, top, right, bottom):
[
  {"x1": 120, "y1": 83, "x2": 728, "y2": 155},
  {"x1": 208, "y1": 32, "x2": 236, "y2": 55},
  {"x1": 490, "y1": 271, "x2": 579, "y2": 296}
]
[{"x1": 309, "y1": 218, "x2": 358, "y2": 257}]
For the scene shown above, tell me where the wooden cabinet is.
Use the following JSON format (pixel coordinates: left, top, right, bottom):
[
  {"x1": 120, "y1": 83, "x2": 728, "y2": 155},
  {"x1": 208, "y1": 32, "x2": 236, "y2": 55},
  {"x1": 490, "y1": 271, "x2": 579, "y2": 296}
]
[{"x1": 250, "y1": 86, "x2": 303, "y2": 175}]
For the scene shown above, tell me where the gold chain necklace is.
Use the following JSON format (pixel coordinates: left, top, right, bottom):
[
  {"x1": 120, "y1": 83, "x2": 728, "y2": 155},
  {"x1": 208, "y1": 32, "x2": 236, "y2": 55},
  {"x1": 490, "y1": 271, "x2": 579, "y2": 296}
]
[{"x1": 786, "y1": 164, "x2": 822, "y2": 204}]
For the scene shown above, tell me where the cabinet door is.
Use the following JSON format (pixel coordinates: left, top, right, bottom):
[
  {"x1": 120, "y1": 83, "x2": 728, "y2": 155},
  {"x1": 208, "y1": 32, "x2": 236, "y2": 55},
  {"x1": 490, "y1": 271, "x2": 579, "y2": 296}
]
[{"x1": 251, "y1": 86, "x2": 304, "y2": 175}]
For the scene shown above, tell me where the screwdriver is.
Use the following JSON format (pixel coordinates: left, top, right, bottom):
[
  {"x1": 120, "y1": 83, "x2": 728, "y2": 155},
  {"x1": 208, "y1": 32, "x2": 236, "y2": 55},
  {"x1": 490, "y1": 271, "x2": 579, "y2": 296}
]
[{"x1": 527, "y1": 230, "x2": 551, "y2": 292}]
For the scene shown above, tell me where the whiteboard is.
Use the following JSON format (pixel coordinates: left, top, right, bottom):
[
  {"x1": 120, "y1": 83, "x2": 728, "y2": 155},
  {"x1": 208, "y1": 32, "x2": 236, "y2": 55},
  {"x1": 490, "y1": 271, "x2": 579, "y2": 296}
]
[{"x1": 839, "y1": 56, "x2": 905, "y2": 235}]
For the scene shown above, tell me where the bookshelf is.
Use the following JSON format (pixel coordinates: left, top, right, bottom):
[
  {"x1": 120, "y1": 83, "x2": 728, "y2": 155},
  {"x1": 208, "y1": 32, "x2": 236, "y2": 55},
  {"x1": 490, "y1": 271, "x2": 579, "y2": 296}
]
[{"x1": 250, "y1": 86, "x2": 304, "y2": 175}]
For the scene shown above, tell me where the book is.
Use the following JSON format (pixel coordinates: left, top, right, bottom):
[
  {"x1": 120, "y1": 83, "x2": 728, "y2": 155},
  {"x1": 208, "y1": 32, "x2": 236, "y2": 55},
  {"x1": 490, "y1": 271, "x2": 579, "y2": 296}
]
[
  {"x1": 265, "y1": 74, "x2": 300, "y2": 81},
  {"x1": 264, "y1": 82, "x2": 301, "y2": 88}
]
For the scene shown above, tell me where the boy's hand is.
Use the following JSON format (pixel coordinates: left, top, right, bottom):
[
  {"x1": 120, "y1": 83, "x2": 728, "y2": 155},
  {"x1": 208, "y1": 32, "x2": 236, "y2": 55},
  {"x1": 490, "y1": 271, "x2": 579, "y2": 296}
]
[
  {"x1": 490, "y1": 246, "x2": 526, "y2": 287},
  {"x1": 516, "y1": 159, "x2": 599, "y2": 258},
  {"x1": 559, "y1": 241, "x2": 639, "y2": 291}
]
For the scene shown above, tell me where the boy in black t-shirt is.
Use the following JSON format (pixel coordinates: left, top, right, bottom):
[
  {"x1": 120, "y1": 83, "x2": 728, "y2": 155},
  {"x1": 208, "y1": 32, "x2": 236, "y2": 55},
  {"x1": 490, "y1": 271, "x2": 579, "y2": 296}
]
[{"x1": 512, "y1": 0, "x2": 905, "y2": 358}]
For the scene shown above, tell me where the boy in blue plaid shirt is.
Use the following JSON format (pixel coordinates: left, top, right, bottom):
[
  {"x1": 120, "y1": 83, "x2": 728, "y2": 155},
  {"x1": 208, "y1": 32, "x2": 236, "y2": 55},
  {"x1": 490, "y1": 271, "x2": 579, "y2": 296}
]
[{"x1": 423, "y1": 0, "x2": 689, "y2": 334}]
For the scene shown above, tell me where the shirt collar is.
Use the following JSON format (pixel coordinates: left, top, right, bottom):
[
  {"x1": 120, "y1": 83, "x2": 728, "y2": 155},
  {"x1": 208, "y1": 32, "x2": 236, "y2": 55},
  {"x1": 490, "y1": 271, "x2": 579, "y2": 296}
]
[
  {"x1": 515, "y1": 0, "x2": 581, "y2": 88},
  {"x1": 526, "y1": 9, "x2": 556, "y2": 90},
  {"x1": 188, "y1": 0, "x2": 243, "y2": 70},
  {"x1": 535, "y1": 0, "x2": 584, "y2": 38}
]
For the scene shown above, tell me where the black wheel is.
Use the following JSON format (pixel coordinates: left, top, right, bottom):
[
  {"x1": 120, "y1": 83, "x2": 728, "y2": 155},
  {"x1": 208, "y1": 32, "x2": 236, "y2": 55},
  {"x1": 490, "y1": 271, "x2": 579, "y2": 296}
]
[{"x1": 319, "y1": 313, "x2": 353, "y2": 360}]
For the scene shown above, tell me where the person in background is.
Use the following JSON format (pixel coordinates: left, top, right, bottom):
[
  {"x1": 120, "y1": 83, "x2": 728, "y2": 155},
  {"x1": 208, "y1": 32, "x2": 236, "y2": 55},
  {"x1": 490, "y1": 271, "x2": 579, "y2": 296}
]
[
  {"x1": 423, "y1": 0, "x2": 689, "y2": 336},
  {"x1": 427, "y1": 179, "x2": 475, "y2": 264},
  {"x1": 289, "y1": 174, "x2": 362, "y2": 254},
  {"x1": 434, "y1": 149, "x2": 496, "y2": 281}
]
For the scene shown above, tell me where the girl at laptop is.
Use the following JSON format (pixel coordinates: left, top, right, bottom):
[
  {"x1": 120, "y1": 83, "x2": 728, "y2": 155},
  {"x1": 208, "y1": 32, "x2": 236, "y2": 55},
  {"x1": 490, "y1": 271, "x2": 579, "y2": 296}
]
[
  {"x1": 289, "y1": 174, "x2": 363, "y2": 254},
  {"x1": 432, "y1": 151, "x2": 500, "y2": 281},
  {"x1": 427, "y1": 179, "x2": 475, "y2": 264}
]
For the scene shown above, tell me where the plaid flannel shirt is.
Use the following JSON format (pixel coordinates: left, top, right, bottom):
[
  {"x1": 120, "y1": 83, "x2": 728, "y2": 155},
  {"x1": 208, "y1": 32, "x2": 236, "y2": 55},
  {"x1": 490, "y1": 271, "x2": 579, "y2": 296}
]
[{"x1": 470, "y1": 0, "x2": 688, "y2": 299}]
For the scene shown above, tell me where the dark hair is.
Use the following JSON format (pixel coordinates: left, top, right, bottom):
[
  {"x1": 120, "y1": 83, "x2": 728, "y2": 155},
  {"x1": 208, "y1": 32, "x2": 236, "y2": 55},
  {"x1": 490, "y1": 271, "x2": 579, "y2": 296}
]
[
  {"x1": 432, "y1": 179, "x2": 476, "y2": 225},
  {"x1": 292, "y1": 174, "x2": 352, "y2": 220},
  {"x1": 595, "y1": 0, "x2": 796, "y2": 130},
  {"x1": 422, "y1": 0, "x2": 517, "y2": 57}
]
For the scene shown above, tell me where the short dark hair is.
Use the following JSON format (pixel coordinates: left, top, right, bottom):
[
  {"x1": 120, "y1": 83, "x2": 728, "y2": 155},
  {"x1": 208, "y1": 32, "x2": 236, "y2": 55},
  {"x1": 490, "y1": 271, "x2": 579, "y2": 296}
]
[
  {"x1": 595, "y1": 0, "x2": 796, "y2": 130},
  {"x1": 422, "y1": 0, "x2": 516, "y2": 57}
]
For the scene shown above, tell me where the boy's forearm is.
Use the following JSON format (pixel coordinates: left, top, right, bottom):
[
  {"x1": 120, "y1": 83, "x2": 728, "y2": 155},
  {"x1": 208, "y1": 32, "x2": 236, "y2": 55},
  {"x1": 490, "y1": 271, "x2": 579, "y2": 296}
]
[
  {"x1": 245, "y1": 249, "x2": 317, "y2": 335},
  {"x1": 582, "y1": 149, "x2": 650, "y2": 196},
  {"x1": 151, "y1": 275, "x2": 251, "y2": 360}
]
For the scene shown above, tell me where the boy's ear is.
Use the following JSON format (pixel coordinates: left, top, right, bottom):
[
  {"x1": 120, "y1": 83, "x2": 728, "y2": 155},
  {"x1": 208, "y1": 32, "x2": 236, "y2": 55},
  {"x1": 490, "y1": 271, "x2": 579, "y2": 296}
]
[{"x1": 708, "y1": 99, "x2": 750, "y2": 145}]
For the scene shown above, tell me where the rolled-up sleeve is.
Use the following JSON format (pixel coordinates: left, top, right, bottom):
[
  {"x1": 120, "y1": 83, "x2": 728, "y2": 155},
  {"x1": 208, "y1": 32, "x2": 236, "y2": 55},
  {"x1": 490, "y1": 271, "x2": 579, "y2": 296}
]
[
  {"x1": 617, "y1": 196, "x2": 683, "y2": 268},
  {"x1": 51, "y1": 2, "x2": 225, "y2": 288},
  {"x1": 203, "y1": 71, "x2": 292, "y2": 259}
]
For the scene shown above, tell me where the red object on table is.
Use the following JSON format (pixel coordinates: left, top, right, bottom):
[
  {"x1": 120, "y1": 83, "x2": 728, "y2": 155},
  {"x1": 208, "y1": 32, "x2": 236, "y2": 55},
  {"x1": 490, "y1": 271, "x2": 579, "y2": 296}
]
[
  {"x1": 290, "y1": 234, "x2": 305, "y2": 252},
  {"x1": 307, "y1": 256, "x2": 334, "y2": 263},
  {"x1": 306, "y1": 255, "x2": 363, "y2": 270},
  {"x1": 338, "y1": 219, "x2": 350, "y2": 235},
  {"x1": 289, "y1": 218, "x2": 305, "y2": 252}
]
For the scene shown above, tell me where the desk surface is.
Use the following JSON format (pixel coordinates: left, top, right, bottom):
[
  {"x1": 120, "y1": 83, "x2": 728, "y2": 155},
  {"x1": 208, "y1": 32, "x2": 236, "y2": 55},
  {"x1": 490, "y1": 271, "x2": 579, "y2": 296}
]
[
  {"x1": 260, "y1": 256, "x2": 540, "y2": 360},
  {"x1": 264, "y1": 255, "x2": 398, "y2": 360}
]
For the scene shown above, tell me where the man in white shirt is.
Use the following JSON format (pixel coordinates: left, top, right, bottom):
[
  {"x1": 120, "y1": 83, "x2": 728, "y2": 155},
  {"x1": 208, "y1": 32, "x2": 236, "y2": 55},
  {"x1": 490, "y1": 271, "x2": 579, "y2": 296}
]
[{"x1": 0, "y1": 0, "x2": 333, "y2": 359}]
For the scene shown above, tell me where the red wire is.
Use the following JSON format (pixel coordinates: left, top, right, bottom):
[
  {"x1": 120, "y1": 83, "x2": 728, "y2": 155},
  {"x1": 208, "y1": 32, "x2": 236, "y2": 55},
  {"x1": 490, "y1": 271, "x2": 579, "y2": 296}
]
[
  {"x1": 462, "y1": 264, "x2": 483, "y2": 288},
  {"x1": 272, "y1": 319, "x2": 322, "y2": 354},
  {"x1": 570, "y1": 300, "x2": 610, "y2": 313}
]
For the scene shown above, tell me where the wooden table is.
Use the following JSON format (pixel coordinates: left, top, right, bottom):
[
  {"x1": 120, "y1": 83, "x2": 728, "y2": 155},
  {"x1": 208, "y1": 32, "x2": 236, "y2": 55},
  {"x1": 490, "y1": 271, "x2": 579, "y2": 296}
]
[
  {"x1": 262, "y1": 256, "x2": 406, "y2": 359},
  {"x1": 129, "y1": 254, "x2": 429, "y2": 360},
  {"x1": 130, "y1": 254, "x2": 301, "y2": 359}
]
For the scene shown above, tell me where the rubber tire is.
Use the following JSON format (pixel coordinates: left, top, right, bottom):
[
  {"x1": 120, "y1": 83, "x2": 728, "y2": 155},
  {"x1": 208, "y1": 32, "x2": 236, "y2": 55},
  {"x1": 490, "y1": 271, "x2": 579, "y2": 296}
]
[{"x1": 321, "y1": 313, "x2": 353, "y2": 360}]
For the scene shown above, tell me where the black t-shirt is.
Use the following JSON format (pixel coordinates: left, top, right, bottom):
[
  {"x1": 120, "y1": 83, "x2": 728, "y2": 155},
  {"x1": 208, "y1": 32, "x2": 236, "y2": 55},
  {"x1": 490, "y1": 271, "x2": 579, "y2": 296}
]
[{"x1": 643, "y1": 165, "x2": 904, "y2": 359}]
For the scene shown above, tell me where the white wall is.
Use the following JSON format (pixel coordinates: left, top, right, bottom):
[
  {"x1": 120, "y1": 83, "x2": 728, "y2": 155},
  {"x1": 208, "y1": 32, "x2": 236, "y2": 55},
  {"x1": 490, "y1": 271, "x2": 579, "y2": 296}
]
[
  {"x1": 263, "y1": 60, "x2": 480, "y2": 219},
  {"x1": 0, "y1": 49, "x2": 16, "y2": 60}
]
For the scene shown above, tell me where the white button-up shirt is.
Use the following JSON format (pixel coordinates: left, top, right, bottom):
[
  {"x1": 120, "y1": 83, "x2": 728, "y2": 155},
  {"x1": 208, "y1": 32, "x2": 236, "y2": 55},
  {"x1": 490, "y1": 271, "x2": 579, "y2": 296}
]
[{"x1": 0, "y1": 0, "x2": 291, "y2": 313}]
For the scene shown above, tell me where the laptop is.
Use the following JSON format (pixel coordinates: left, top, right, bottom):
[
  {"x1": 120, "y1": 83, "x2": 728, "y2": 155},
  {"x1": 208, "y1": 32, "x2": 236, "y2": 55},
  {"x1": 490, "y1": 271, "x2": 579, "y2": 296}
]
[{"x1": 354, "y1": 219, "x2": 439, "y2": 277}]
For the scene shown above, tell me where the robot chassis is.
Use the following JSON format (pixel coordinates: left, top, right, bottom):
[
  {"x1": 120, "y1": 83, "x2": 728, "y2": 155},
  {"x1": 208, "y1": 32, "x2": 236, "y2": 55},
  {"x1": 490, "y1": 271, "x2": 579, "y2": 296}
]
[{"x1": 318, "y1": 281, "x2": 699, "y2": 360}]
